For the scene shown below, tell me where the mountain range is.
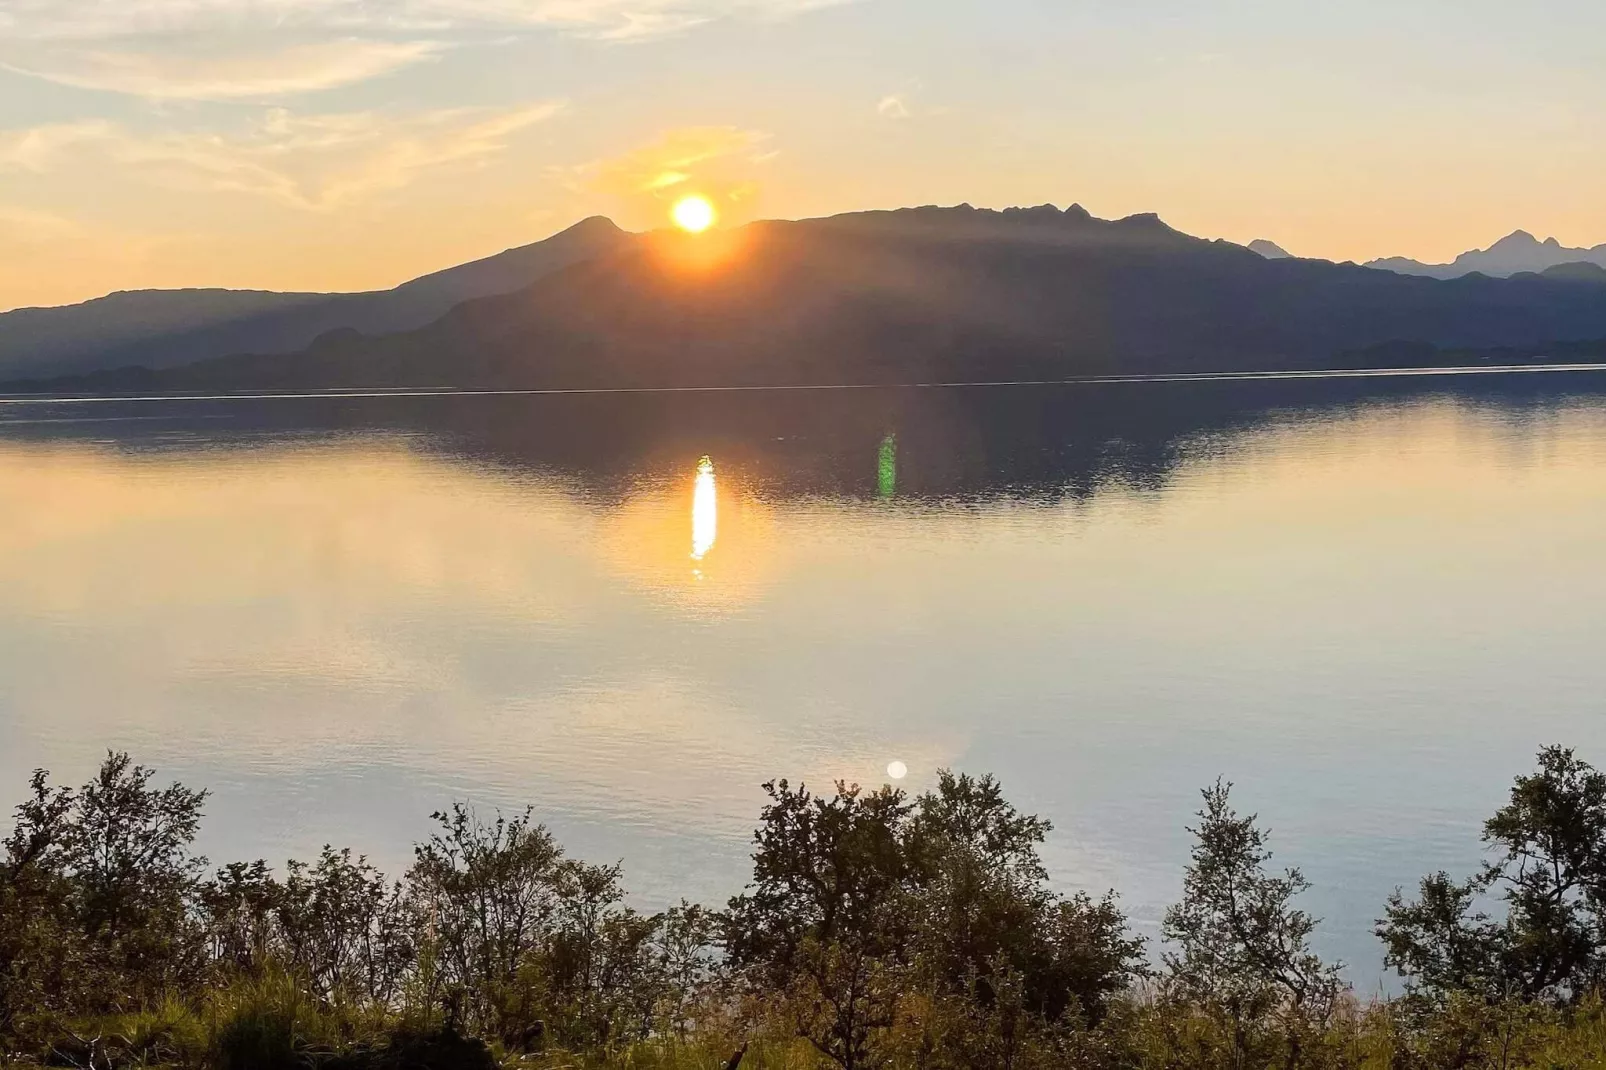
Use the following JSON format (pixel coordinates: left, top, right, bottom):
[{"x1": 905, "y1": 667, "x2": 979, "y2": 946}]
[
  {"x1": 1363, "y1": 230, "x2": 1606, "y2": 279},
  {"x1": 5, "y1": 205, "x2": 1606, "y2": 394},
  {"x1": 0, "y1": 216, "x2": 634, "y2": 382}
]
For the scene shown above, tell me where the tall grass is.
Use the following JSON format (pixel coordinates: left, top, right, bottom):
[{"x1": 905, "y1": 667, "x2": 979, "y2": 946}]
[{"x1": 11, "y1": 988, "x2": 1606, "y2": 1070}]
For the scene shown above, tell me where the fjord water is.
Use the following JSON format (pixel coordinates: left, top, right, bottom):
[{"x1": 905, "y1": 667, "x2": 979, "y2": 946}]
[{"x1": 4, "y1": 377, "x2": 1606, "y2": 984}]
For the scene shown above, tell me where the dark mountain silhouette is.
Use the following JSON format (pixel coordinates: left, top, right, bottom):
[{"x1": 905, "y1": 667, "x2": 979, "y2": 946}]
[
  {"x1": 1248, "y1": 239, "x2": 1292, "y2": 259},
  {"x1": 1534, "y1": 262, "x2": 1606, "y2": 284},
  {"x1": 1367, "y1": 230, "x2": 1606, "y2": 279},
  {"x1": 0, "y1": 217, "x2": 634, "y2": 380},
  {"x1": 12, "y1": 204, "x2": 1606, "y2": 395}
]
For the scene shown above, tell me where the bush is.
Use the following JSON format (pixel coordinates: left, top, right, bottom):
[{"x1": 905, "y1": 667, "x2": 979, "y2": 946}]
[{"x1": 9, "y1": 748, "x2": 1606, "y2": 1070}]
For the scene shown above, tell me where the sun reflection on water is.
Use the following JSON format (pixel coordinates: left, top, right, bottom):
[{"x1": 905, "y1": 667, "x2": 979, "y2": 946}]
[{"x1": 691, "y1": 455, "x2": 716, "y2": 563}]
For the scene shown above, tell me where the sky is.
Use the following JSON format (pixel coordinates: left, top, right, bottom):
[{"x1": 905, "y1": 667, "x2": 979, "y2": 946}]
[{"x1": 0, "y1": 0, "x2": 1602, "y2": 311}]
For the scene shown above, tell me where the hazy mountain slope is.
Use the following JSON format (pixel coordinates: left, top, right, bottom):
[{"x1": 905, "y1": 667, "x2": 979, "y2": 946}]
[
  {"x1": 1367, "y1": 230, "x2": 1606, "y2": 279},
  {"x1": 1248, "y1": 239, "x2": 1292, "y2": 259},
  {"x1": 0, "y1": 217, "x2": 634, "y2": 379},
  {"x1": 369, "y1": 216, "x2": 631, "y2": 311},
  {"x1": 0, "y1": 290, "x2": 335, "y2": 378},
  {"x1": 35, "y1": 204, "x2": 1606, "y2": 394},
  {"x1": 1533, "y1": 262, "x2": 1606, "y2": 283}
]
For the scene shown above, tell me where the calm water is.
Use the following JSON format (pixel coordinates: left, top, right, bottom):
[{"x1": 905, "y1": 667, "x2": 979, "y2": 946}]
[{"x1": 4, "y1": 376, "x2": 1606, "y2": 987}]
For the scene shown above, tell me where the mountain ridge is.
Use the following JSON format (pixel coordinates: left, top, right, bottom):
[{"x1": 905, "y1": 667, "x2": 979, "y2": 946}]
[
  {"x1": 12, "y1": 207, "x2": 1604, "y2": 385},
  {"x1": 1365, "y1": 229, "x2": 1606, "y2": 279},
  {"x1": 14, "y1": 203, "x2": 1606, "y2": 396},
  {"x1": 0, "y1": 216, "x2": 635, "y2": 380}
]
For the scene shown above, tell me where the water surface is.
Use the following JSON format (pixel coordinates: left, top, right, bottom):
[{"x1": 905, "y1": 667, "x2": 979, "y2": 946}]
[{"x1": 4, "y1": 377, "x2": 1605, "y2": 986}]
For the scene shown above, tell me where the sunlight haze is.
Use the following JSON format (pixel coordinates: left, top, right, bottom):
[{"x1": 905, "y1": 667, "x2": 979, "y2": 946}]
[
  {"x1": 0, "y1": 0, "x2": 1602, "y2": 310},
  {"x1": 10, "y1": 2, "x2": 1606, "y2": 1058}
]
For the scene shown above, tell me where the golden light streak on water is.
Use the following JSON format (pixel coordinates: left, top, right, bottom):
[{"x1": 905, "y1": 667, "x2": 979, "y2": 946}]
[{"x1": 691, "y1": 455, "x2": 716, "y2": 563}]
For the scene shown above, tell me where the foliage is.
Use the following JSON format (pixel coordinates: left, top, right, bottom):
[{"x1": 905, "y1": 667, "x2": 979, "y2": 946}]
[
  {"x1": 5, "y1": 747, "x2": 1606, "y2": 1070},
  {"x1": 1380, "y1": 746, "x2": 1606, "y2": 1004},
  {"x1": 0, "y1": 770, "x2": 77, "y2": 1036},
  {"x1": 726, "y1": 779, "x2": 915, "y2": 1070},
  {"x1": 1162, "y1": 780, "x2": 1345, "y2": 1070},
  {"x1": 725, "y1": 773, "x2": 1144, "y2": 1069},
  {"x1": 403, "y1": 802, "x2": 687, "y2": 1050},
  {"x1": 0, "y1": 752, "x2": 209, "y2": 1034}
]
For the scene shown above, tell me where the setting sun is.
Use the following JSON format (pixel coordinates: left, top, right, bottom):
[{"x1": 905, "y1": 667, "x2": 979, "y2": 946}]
[{"x1": 671, "y1": 195, "x2": 717, "y2": 233}]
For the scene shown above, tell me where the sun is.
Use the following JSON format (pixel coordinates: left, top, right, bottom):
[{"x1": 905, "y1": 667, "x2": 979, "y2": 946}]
[{"x1": 671, "y1": 195, "x2": 717, "y2": 233}]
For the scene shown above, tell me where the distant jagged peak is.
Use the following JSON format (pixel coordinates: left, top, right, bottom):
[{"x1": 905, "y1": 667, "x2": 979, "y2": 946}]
[
  {"x1": 1450, "y1": 229, "x2": 1605, "y2": 273},
  {"x1": 1248, "y1": 239, "x2": 1292, "y2": 259},
  {"x1": 817, "y1": 202, "x2": 1191, "y2": 244},
  {"x1": 1114, "y1": 211, "x2": 1172, "y2": 231},
  {"x1": 1488, "y1": 228, "x2": 1539, "y2": 248},
  {"x1": 1459, "y1": 229, "x2": 1551, "y2": 262},
  {"x1": 1000, "y1": 203, "x2": 1069, "y2": 221},
  {"x1": 878, "y1": 201, "x2": 1076, "y2": 220},
  {"x1": 1368, "y1": 227, "x2": 1606, "y2": 278}
]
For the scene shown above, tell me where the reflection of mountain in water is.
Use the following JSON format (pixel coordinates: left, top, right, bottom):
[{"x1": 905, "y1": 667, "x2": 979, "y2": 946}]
[{"x1": 5, "y1": 375, "x2": 1606, "y2": 503}]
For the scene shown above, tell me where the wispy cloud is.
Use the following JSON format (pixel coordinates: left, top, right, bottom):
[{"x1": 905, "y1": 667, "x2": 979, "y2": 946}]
[
  {"x1": 576, "y1": 125, "x2": 769, "y2": 197},
  {"x1": 0, "y1": 0, "x2": 860, "y2": 97},
  {"x1": 2, "y1": 39, "x2": 442, "y2": 100},
  {"x1": 0, "y1": 0, "x2": 855, "y2": 39},
  {"x1": 0, "y1": 102, "x2": 564, "y2": 209},
  {"x1": 876, "y1": 93, "x2": 910, "y2": 119},
  {"x1": 0, "y1": 120, "x2": 114, "y2": 171},
  {"x1": 553, "y1": 125, "x2": 773, "y2": 229}
]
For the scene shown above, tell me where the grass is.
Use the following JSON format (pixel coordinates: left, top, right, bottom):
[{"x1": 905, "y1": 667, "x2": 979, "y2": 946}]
[{"x1": 10, "y1": 984, "x2": 1606, "y2": 1070}]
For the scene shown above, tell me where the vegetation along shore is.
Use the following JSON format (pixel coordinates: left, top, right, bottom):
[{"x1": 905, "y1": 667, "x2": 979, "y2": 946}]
[{"x1": 4, "y1": 747, "x2": 1606, "y2": 1070}]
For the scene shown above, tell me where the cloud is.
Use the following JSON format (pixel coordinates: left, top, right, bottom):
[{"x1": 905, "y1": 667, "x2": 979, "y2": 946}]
[
  {"x1": 576, "y1": 125, "x2": 769, "y2": 198},
  {"x1": 0, "y1": 120, "x2": 114, "y2": 171},
  {"x1": 0, "y1": 0, "x2": 855, "y2": 39},
  {"x1": 422, "y1": 0, "x2": 854, "y2": 36},
  {"x1": 1, "y1": 38, "x2": 441, "y2": 100},
  {"x1": 549, "y1": 126, "x2": 772, "y2": 230},
  {"x1": 0, "y1": 0, "x2": 861, "y2": 96},
  {"x1": 876, "y1": 93, "x2": 910, "y2": 119},
  {"x1": 0, "y1": 102, "x2": 564, "y2": 210}
]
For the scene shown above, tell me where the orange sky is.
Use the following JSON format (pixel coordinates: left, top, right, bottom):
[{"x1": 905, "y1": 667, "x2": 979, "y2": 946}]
[{"x1": 1, "y1": 0, "x2": 1602, "y2": 311}]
